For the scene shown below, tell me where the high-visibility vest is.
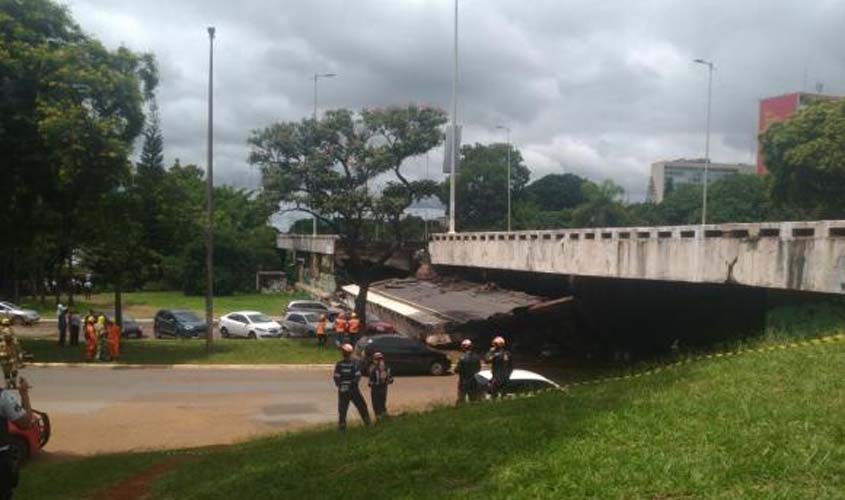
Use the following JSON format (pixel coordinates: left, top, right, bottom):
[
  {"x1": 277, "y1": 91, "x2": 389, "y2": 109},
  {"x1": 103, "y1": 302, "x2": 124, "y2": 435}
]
[
  {"x1": 348, "y1": 318, "x2": 361, "y2": 334},
  {"x1": 316, "y1": 320, "x2": 326, "y2": 336},
  {"x1": 335, "y1": 317, "x2": 347, "y2": 333}
]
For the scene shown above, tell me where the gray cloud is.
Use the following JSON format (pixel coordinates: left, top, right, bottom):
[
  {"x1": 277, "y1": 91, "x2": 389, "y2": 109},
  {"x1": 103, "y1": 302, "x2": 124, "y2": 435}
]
[{"x1": 66, "y1": 0, "x2": 845, "y2": 203}]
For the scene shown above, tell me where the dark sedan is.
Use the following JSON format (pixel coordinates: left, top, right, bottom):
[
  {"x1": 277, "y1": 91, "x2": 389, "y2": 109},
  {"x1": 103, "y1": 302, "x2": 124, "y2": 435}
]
[
  {"x1": 356, "y1": 334, "x2": 450, "y2": 376},
  {"x1": 153, "y1": 309, "x2": 207, "y2": 339},
  {"x1": 106, "y1": 311, "x2": 144, "y2": 339}
]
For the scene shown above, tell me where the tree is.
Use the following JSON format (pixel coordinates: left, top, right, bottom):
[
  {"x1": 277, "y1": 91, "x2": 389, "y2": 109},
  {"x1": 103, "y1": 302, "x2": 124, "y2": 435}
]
[
  {"x1": 249, "y1": 105, "x2": 447, "y2": 320},
  {"x1": 658, "y1": 175, "x2": 771, "y2": 225},
  {"x1": 524, "y1": 173, "x2": 588, "y2": 212},
  {"x1": 0, "y1": 0, "x2": 156, "y2": 301},
  {"x1": 571, "y1": 180, "x2": 630, "y2": 227},
  {"x1": 438, "y1": 143, "x2": 531, "y2": 231},
  {"x1": 761, "y1": 100, "x2": 845, "y2": 219}
]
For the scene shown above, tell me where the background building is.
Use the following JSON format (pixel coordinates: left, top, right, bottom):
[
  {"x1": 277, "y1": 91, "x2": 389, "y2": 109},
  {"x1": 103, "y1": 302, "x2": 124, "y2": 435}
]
[
  {"x1": 647, "y1": 159, "x2": 756, "y2": 203},
  {"x1": 757, "y1": 92, "x2": 842, "y2": 174}
]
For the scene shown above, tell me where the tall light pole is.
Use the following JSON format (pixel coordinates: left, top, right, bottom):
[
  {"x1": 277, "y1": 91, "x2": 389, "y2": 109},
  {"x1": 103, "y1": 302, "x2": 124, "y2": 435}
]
[
  {"x1": 693, "y1": 58, "x2": 714, "y2": 226},
  {"x1": 495, "y1": 125, "x2": 512, "y2": 232},
  {"x1": 448, "y1": 0, "x2": 459, "y2": 234},
  {"x1": 205, "y1": 26, "x2": 215, "y2": 352},
  {"x1": 311, "y1": 72, "x2": 336, "y2": 236}
]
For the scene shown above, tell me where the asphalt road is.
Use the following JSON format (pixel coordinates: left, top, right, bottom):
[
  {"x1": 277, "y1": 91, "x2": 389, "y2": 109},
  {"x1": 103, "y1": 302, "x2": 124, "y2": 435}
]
[{"x1": 25, "y1": 366, "x2": 456, "y2": 458}]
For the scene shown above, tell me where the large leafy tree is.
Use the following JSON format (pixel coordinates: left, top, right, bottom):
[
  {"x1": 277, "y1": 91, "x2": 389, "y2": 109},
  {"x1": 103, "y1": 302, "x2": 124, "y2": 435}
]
[
  {"x1": 249, "y1": 105, "x2": 446, "y2": 319},
  {"x1": 524, "y1": 173, "x2": 588, "y2": 212},
  {"x1": 571, "y1": 180, "x2": 630, "y2": 227},
  {"x1": 438, "y1": 143, "x2": 531, "y2": 231},
  {"x1": 0, "y1": 0, "x2": 156, "y2": 300},
  {"x1": 658, "y1": 175, "x2": 771, "y2": 225},
  {"x1": 761, "y1": 100, "x2": 845, "y2": 218}
]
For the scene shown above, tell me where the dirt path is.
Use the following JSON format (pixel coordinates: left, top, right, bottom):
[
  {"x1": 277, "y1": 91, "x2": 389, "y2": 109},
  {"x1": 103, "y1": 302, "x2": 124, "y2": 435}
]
[{"x1": 89, "y1": 457, "x2": 187, "y2": 500}]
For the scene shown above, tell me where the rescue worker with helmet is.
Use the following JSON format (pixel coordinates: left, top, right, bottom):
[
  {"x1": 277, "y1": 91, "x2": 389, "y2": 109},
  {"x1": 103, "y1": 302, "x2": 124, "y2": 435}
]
[
  {"x1": 456, "y1": 339, "x2": 482, "y2": 403},
  {"x1": 347, "y1": 312, "x2": 361, "y2": 346},
  {"x1": 315, "y1": 314, "x2": 328, "y2": 349},
  {"x1": 84, "y1": 315, "x2": 97, "y2": 362},
  {"x1": 334, "y1": 312, "x2": 348, "y2": 346},
  {"x1": 0, "y1": 319, "x2": 25, "y2": 389},
  {"x1": 485, "y1": 336, "x2": 513, "y2": 398},
  {"x1": 1, "y1": 376, "x2": 34, "y2": 500},
  {"x1": 333, "y1": 343, "x2": 371, "y2": 430},
  {"x1": 367, "y1": 351, "x2": 393, "y2": 422}
]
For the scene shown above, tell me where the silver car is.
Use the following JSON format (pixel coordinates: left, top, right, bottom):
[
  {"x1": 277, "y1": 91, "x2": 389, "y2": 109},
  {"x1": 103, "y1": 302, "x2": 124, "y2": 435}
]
[
  {"x1": 0, "y1": 301, "x2": 41, "y2": 325},
  {"x1": 280, "y1": 311, "x2": 326, "y2": 338}
]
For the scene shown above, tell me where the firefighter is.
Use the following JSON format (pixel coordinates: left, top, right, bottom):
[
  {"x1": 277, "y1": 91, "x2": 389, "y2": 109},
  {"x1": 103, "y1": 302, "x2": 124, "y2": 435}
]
[
  {"x1": 95, "y1": 314, "x2": 108, "y2": 361},
  {"x1": 347, "y1": 312, "x2": 361, "y2": 346},
  {"x1": 106, "y1": 318, "x2": 121, "y2": 361},
  {"x1": 0, "y1": 320, "x2": 24, "y2": 389},
  {"x1": 315, "y1": 314, "x2": 328, "y2": 349},
  {"x1": 456, "y1": 339, "x2": 482, "y2": 403},
  {"x1": 84, "y1": 316, "x2": 97, "y2": 362},
  {"x1": 333, "y1": 343, "x2": 370, "y2": 430},
  {"x1": 367, "y1": 352, "x2": 393, "y2": 422},
  {"x1": 334, "y1": 312, "x2": 348, "y2": 346},
  {"x1": 485, "y1": 336, "x2": 513, "y2": 399}
]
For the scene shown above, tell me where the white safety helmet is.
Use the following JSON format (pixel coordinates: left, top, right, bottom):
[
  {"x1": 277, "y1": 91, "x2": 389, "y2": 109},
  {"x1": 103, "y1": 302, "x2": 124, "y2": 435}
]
[
  {"x1": 492, "y1": 336, "x2": 506, "y2": 347},
  {"x1": 460, "y1": 339, "x2": 472, "y2": 349}
]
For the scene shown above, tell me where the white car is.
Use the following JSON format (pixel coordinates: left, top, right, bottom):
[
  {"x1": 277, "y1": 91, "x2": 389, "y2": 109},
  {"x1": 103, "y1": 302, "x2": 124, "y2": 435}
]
[
  {"x1": 219, "y1": 311, "x2": 282, "y2": 339},
  {"x1": 476, "y1": 369, "x2": 561, "y2": 396},
  {"x1": 0, "y1": 301, "x2": 40, "y2": 325}
]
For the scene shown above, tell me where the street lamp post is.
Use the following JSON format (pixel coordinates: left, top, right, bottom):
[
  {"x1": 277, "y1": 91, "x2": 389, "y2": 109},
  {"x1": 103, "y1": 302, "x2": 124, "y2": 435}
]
[
  {"x1": 205, "y1": 26, "x2": 215, "y2": 352},
  {"x1": 311, "y1": 72, "x2": 336, "y2": 236},
  {"x1": 693, "y1": 58, "x2": 714, "y2": 226},
  {"x1": 495, "y1": 125, "x2": 512, "y2": 232},
  {"x1": 448, "y1": 0, "x2": 459, "y2": 234}
]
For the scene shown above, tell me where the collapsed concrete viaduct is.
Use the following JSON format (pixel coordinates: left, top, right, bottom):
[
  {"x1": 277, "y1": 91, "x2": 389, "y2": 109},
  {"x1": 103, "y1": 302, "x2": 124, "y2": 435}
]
[{"x1": 428, "y1": 220, "x2": 845, "y2": 295}]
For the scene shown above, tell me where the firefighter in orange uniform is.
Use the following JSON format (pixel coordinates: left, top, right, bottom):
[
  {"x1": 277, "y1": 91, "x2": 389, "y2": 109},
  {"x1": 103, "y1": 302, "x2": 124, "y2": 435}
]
[
  {"x1": 334, "y1": 313, "x2": 348, "y2": 346},
  {"x1": 315, "y1": 314, "x2": 328, "y2": 349},
  {"x1": 107, "y1": 319, "x2": 121, "y2": 361},
  {"x1": 84, "y1": 316, "x2": 97, "y2": 362},
  {"x1": 347, "y1": 312, "x2": 361, "y2": 346}
]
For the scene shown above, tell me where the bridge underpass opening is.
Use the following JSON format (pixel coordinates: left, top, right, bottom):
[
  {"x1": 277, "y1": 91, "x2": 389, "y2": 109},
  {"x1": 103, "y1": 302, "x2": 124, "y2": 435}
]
[{"x1": 433, "y1": 265, "x2": 840, "y2": 363}]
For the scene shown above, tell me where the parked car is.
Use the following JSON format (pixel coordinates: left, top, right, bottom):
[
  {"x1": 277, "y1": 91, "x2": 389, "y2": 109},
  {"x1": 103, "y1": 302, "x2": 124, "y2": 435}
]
[
  {"x1": 0, "y1": 301, "x2": 40, "y2": 325},
  {"x1": 280, "y1": 311, "x2": 325, "y2": 338},
  {"x1": 285, "y1": 300, "x2": 343, "y2": 320},
  {"x1": 153, "y1": 309, "x2": 207, "y2": 338},
  {"x1": 364, "y1": 320, "x2": 395, "y2": 335},
  {"x1": 356, "y1": 334, "x2": 450, "y2": 376},
  {"x1": 219, "y1": 311, "x2": 282, "y2": 339},
  {"x1": 105, "y1": 311, "x2": 143, "y2": 338},
  {"x1": 474, "y1": 369, "x2": 561, "y2": 397},
  {"x1": 5, "y1": 409, "x2": 50, "y2": 464}
]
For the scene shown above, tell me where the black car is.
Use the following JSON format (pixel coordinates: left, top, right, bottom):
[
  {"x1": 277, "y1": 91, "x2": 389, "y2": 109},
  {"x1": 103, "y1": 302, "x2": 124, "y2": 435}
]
[
  {"x1": 106, "y1": 311, "x2": 143, "y2": 339},
  {"x1": 356, "y1": 334, "x2": 450, "y2": 376},
  {"x1": 153, "y1": 309, "x2": 207, "y2": 338}
]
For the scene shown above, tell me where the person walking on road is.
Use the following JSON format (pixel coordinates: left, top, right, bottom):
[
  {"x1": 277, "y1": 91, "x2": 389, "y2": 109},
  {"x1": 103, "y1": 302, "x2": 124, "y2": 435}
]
[
  {"x1": 333, "y1": 343, "x2": 370, "y2": 430},
  {"x1": 1, "y1": 377, "x2": 35, "y2": 500},
  {"x1": 485, "y1": 336, "x2": 513, "y2": 399},
  {"x1": 57, "y1": 303, "x2": 68, "y2": 347},
  {"x1": 456, "y1": 339, "x2": 482, "y2": 404},
  {"x1": 368, "y1": 352, "x2": 393, "y2": 422},
  {"x1": 69, "y1": 310, "x2": 81, "y2": 346},
  {"x1": 315, "y1": 314, "x2": 328, "y2": 349}
]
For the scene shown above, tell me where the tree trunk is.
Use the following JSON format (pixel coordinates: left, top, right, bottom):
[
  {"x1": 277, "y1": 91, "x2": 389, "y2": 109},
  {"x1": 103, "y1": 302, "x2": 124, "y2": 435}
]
[
  {"x1": 114, "y1": 276, "x2": 123, "y2": 330},
  {"x1": 354, "y1": 280, "x2": 369, "y2": 325}
]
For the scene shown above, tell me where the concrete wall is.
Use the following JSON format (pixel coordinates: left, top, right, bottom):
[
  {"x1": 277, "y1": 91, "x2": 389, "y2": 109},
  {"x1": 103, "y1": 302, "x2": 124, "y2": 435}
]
[
  {"x1": 429, "y1": 220, "x2": 845, "y2": 295},
  {"x1": 276, "y1": 234, "x2": 337, "y2": 255}
]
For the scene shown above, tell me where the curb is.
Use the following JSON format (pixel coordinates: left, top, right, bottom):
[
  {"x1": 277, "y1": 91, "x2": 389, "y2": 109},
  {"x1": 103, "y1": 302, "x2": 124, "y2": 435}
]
[{"x1": 29, "y1": 362, "x2": 335, "y2": 371}]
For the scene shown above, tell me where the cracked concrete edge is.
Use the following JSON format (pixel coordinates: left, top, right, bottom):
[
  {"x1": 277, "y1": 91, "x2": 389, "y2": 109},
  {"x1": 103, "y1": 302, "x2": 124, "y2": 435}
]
[{"x1": 28, "y1": 362, "x2": 335, "y2": 370}]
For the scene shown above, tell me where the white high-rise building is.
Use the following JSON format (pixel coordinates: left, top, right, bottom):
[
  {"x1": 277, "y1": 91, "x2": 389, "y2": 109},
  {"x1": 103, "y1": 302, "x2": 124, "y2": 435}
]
[{"x1": 647, "y1": 159, "x2": 757, "y2": 203}]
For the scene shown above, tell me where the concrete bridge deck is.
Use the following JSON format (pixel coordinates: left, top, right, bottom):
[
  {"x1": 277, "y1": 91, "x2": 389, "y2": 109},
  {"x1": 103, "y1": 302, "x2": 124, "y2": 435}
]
[{"x1": 429, "y1": 220, "x2": 845, "y2": 295}]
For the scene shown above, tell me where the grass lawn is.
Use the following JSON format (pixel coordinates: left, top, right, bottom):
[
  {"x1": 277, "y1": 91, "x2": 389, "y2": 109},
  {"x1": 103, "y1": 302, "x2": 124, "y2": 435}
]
[
  {"x1": 16, "y1": 338, "x2": 845, "y2": 499},
  {"x1": 22, "y1": 338, "x2": 340, "y2": 365},
  {"x1": 19, "y1": 290, "x2": 308, "y2": 318}
]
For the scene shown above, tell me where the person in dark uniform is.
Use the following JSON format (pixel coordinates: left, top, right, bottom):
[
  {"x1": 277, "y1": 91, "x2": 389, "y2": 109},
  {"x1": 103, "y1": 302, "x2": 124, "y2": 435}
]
[
  {"x1": 1, "y1": 377, "x2": 34, "y2": 500},
  {"x1": 333, "y1": 343, "x2": 371, "y2": 430},
  {"x1": 485, "y1": 336, "x2": 513, "y2": 399},
  {"x1": 367, "y1": 352, "x2": 393, "y2": 422},
  {"x1": 456, "y1": 339, "x2": 482, "y2": 404}
]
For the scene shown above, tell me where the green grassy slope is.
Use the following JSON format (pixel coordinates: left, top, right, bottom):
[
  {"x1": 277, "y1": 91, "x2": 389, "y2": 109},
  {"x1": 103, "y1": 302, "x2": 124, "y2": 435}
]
[{"x1": 17, "y1": 338, "x2": 844, "y2": 499}]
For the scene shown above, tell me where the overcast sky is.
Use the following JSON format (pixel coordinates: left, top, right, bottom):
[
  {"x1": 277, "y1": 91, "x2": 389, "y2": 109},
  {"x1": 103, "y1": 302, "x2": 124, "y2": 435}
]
[{"x1": 66, "y1": 0, "x2": 845, "y2": 201}]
